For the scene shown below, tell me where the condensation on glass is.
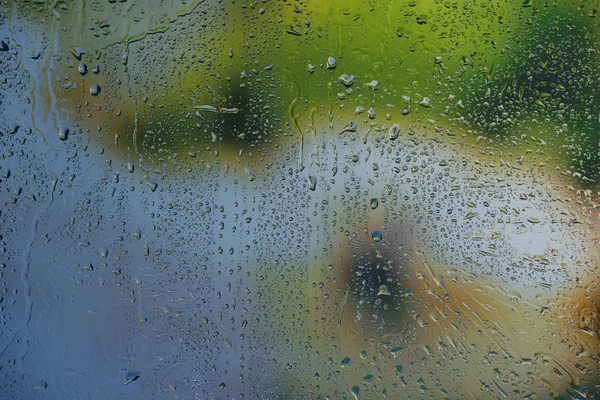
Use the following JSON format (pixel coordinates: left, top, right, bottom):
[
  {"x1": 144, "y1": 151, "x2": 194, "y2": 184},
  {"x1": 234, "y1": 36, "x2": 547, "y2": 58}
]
[{"x1": 1, "y1": 0, "x2": 599, "y2": 399}]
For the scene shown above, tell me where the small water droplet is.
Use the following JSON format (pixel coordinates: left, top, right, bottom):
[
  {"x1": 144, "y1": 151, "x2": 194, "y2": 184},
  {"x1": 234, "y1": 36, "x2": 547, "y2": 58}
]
[
  {"x1": 464, "y1": 211, "x2": 478, "y2": 220},
  {"x1": 70, "y1": 47, "x2": 86, "y2": 60},
  {"x1": 90, "y1": 84, "x2": 101, "y2": 96},
  {"x1": 389, "y1": 123, "x2": 400, "y2": 140},
  {"x1": 370, "y1": 198, "x2": 379, "y2": 210},
  {"x1": 285, "y1": 22, "x2": 303, "y2": 35},
  {"x1": 221, "y1": 107, "x2": 240, "y2": 114},
  {"x1": 377, "y1": 285, "x2": 390, "y2": 296},
  {"x1": 372, "y1": 230, "x2": 382, "y2": 242},
  {"x1": 245, "y1": 168, "x2": 256, "y2": 181},
  {"x1": 367, "y1": 107, "x2": 376, "y2": 119},
  {"x1": 193, "y1": 105, "x2": 218, "y2": 113},
  {"x1": 395, "y1": 365, "x2": 403, "y2": 377},
  {"x1": 339, "y1": 74, "x2": 355, "y2": 86},
  {"x1": 327, "y1": 56, "x2": 336, "y2": 69},
  {"x1": 308, "y1": 175, "x2": 317, "y2": 191},
  {"x1": 58, "y1": 125, "x2": 69, "y2": 140},
  {"x1": 420, "y1": 97, "x2": 431, "y2": 107},
  {"x1": 124, "y1": 372, "x2": 140, "y2": 385},
  {"x1": 147, "y1": 180, "x2": 158, "y2": 192},
  {"x1": 339, "y1": 121, "x2": 357, "y2": 134}
]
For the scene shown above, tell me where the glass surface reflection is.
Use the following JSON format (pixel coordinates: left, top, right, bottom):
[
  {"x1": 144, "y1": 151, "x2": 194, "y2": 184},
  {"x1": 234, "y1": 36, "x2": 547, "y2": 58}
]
[{"x1": 1, "y1": 0, "x2": 599, "y2": 399}]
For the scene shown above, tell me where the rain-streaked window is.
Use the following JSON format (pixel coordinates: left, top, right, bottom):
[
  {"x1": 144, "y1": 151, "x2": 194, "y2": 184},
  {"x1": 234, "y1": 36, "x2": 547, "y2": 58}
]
[{"x1": 1, "y1": 0, "x2": 600, "y2": 398}]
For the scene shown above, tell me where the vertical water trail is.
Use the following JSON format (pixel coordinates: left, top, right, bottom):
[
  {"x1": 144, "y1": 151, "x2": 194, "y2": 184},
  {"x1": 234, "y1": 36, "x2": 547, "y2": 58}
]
[{"x1": 0, "y1": 0, "x2": 60, "y2": 368}]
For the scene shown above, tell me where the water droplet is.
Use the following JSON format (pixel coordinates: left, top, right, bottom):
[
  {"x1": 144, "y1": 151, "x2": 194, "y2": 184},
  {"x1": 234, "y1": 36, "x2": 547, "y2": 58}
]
[
  {"x1": 219, "y1": 107, "x2": 239, "y2": 114},
  {"x1": 367, "y1": 107, "x2": 376, "y2": 119},
  {"x1": 389, "y1": 123, "x2": 400, "y2": 140},
  {"x1": 419, "y1": 97, "x2": 431, "y2": 107},
  {"x1": 147, "y1": 180, "x2": 158, "y2": 192},
  {"x1": 351, "y1": 386, "x2": 361, "y2": 400},
  {"x1": 464, "y1": 211, "x2": 478, "y2": 220},
  {"x1": 366, "y1": 80, "x2": 379, "y2": 89},
  {"x1": 286, "y1": 25, "x2": 302, "y2": 36},
  {"x1": 416, "y1": 13, "x2": 428, "y2": 24},
  {"x1": 90, "y1": 84, "x2": 101, "y2": 96},
  {"x1": 377, "y1": 285, "x2": 390, "y2": 296},
  {"x1": 372, "y1": 230, "x2": 382, "y2": 242},
  {"x1": 124, "y1": 372, "x2": 140, "y2": 385},
  {"x1": 327, "y1": 56, "x2": 336, "y2": 69},
  {"x1": 69, "y1": 47, "x2": 86, "y2": 60},
  {"x1": 339, "y1": 74, "x2": 355, "y2": 86},
  {"x1": 395, "y1": 365, "x2": 403, "y2": 377},
  {"x1": 245, "y1": 168, "x2": 256, "y2": 181},
  {"x1": 58, "y1": 125, "x2": 69, "y2": 140},
  {"x1": 370, "y1": 198, "x2": 379, "y2": 210},
  {"x1": 308, "y1": 175, "x2": 317, "y2": 191},
  {"x1": 193, "y1": 105, "x2": 218, "y2": 113},
  {"x1": 339, "y1": 121, "x2": 357, "y2": 134},
  {"x1": 78, "y1": 63, "x2": 87, "y2": 75}
]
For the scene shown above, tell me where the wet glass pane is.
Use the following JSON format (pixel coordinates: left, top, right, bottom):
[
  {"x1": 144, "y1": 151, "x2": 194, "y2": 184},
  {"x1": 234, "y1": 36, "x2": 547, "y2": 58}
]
[{"x1": 1, "y1": 0, "x2": 600, "y2": 398}]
